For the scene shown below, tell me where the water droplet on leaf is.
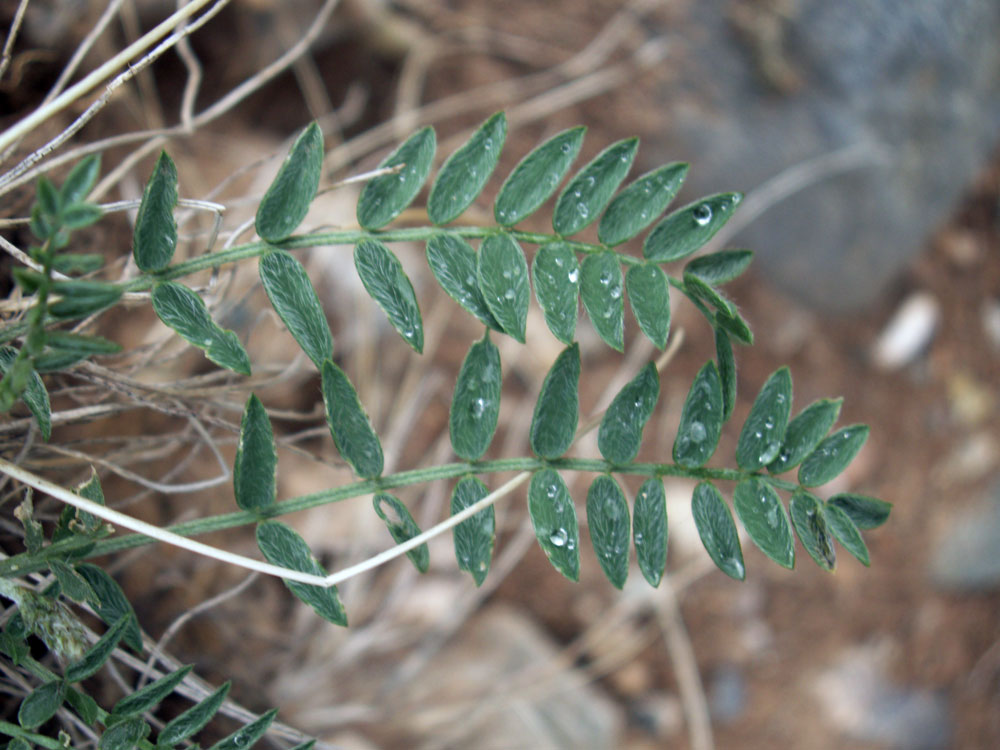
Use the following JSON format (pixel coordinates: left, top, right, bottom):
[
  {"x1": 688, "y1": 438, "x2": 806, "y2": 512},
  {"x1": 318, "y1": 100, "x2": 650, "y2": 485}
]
[{"x1": 693, "y1": 204, "x2": 713, "y2": 226}]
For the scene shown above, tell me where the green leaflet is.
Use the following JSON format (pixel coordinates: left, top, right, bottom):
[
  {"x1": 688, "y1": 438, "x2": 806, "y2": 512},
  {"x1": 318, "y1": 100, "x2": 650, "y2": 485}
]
[
  {"x1": 18, "y1": 680, "x2": 65, "y2": 729},
  {"x1": 151, "y1": 282, "x2": 251, "y2": 375},
  {"x1": 553, "y1": 138, "x2": 638, "y2": 236},
  {"x1": 827, "y1": 493, "x2": 892, "y2": 530},
  {"x1": 50, "y1": 560, "x2": 96, "y2": 604},
  {"x1": 158, "y1": 681, "x2": 231, "y2": 746},
  {"x1": 259, "y1": 250, "x2": 333, "y2": 368},
  {"x1": 132, "y1": 151, "x2": 178, "y2": 272},
  {"x1": 587, "y1": 475, "x2": 630, "y2": 589},
  {"x1": 354, "y1": 239, "x2": 423, "y2": 352},
  {"x1": 51, "y1": 252, "x2": 104, "y2": 274},
  {"x1": 48, "y1": 279, "x2": 122, "y2": 320},
  {"x1": 530, "y1": 343, "x2": 580, "y2": 459},
  {"x1": 450, "y1": 336, "x2": 502, "y2": 460},
  {"x1": 426, "y1": 233, "x2": 502, "y2": 330},
  {"x1": 495, "y1": 126, "x2": 585, "y2": 226},
  {"x1": 65, "y1": 614, "x2": 130, "y2": 683},
  {"x1": 684, "y1": 249, "x2": 754, "y2": 285},
  {"x1": 0, "y1": 346, "x2": 51, "y2": 440},
  {"x1": 798, "y1": 425, "x2": 869, "y2": 487},
  {"x1": 256, "y1": 122, "x2": 324, "y2": 242},
  {"x1": 715, "y1": 327, "x2": 737, "y2": 421},
  {"x1": 45, "y1": 331, "x2": 121, "y2": 356},
  {"x1": 99, "y1": 716, "x2": 149, "y2": 749},
  {"x1": 428, "y1": 112, "x2": 506, "y2": 225},
  {"x1": 633, "y1": 478, "x2": 667, "y2": 587},
  {"x1": 597, "y1": 361, "x2": 659, "y2": 465},
  {"x1": 528, "y1": 469, "x2": 580, "y2": 581},
  {"x1": 75, "y1": 564, "x2": 142, "y2": 652},
  {"x1": 598, "y1": 162, "x2": 688, "y2": 246},
  {"x1": 790, "y1": 491, "x2": 836, "y2": 571},
  {"x1": 208, "y1": 708, "x2": 278, "y2": 750},
  {"x1": 736, "y1": 367, "x2": 793, "y2": 471},
  {"x1": 580, "y1": 252, "x2": 624, "y2": 351},
  {"x1": 692, "y1": 482, "x2": 745, "y2": 581},
  {"x1": 373, "y1": 493, "x2": 429, "y2": 573},
  {"x1": 233, "y1": 394, "x2": 276, "y2": 512},
  {"x1": 321, "y1": 359, "x2": 383, "y2": 479},
  {"x1": 450, "y1": 477, "x2": 495, "y2": 586},
  {"x1": 715, "y1": 306, "x2": 754, "y2": 345},
  {"x1": 357, "y1": 126, "x2": 436, "y2": 230},
  {"x1": 111, "y1": 665, "x2": 193, "y2": 719},
  {"x1": 256, "y1": 521, "x2": 348, "y2": 625},
  {"x1": 36, "y1": 175, "x2": 60, "y2": 216},
  {"x1": 823, "y1": 503, "x2": 870, "y2": 566},
  {"x1": 531, "y1": 241, "x2": 580, "y2": 344},
  {"x1": 683, "y1": 273, "x2": 735, "y2": 317},
  {"x1": 768, "y1": 398, "x2": 842, "y2": 474},
  {"x1": 673, "y1": 361, "x2": 724, "y2": 468},
  {"x1": 643, "y1": 192, "x2": 743, "y2": 262},
  {"x1": 61, "y1": 203, "x2": 103, "y2": 230},
  {"x1": 477, "y1": 233, "x2": 529, "y2": 343},
  {"x1": 733, "y1": 479, "x2": 794, "y2": 569},
  {"x1": 60, "y1": 154, "x2": 101, "y2": 205},
  {"x1": 65, "y1": 687, "x2": 100, "y2": 725},
  {"x1": 625, "y1": 263, "x2": 671, "y2": 350}
]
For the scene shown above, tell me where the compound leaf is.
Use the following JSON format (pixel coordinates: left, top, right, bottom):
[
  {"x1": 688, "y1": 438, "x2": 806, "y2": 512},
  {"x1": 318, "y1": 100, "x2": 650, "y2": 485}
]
[
  {"x1": 580, "y1": 252, "x2": 624, "y2": 351},
  {"x1": 373, "y1": 493, "x2": 429, "y2": 573},
  {"x1": 736, "y1": 367, "x2": 793, "y2": 471},
  {"x1": 643, "y1": 192, "x2": 743, "y2": 262},
  {"x1": 450, "y1": 477, "x2": 495, "y2": 586},
  {"x1": 321, "y1": 359, "x2": 383, "y2": 479},
  {"x1": 256, "y1": 122, "x2": 323, "y2": 242},
  {"x1": 715, "y1": 327, "x2": 737, "y2": 421},
  {"x1": 827, "y1": 493, "x2": 892, "y2": 530},
  {"x1": 354, "y1": 239, "x2": 423, "y2": 352},
  {"x1": 65, "y1": 614, "x2": 129, "y2": 683},
  {"x1": 208, "y1": 708, "x2": 278, "y2": 750},
  {"x1": 528, "y1": 469, "x2": 579, "y2": 581},
  {"x1": 132, "y1": 151, "x2": 178, "y2": 272},
  {"x1": 259, "y1": 250, "x2": 333, "y2": 368},
  {"x1": 233, "y1": 394, "x2": 276, "y2": 513},
  {"x1": 692, "y1": 482, "x2": 745, "y2": 581},
  {"x1": 74, "y1": 564, "x2": 142, "y2": 652},
  {"x1": 0, "y1": 346, "x2": 50, "y2": 441},
  {"x1": 823, "y1": 503, "x2": 870, "y2": 566},
  {"x1": 450, "y1": 336, "x2": 502, "y2": 460},
  {"x1": 256, "y1": 521, "x2": 347, "y2": 625},
  {"x1": 553, "y1": 138, "x2": 638, "y2": 236},
  {"x1": 158, "y1": 681, "x2": 230, "y2": 746},
  {"x1": 531, "y1": 242, "x2": 580, "y2": 344},
  {"x1": 790, "y1": 491, "x2": 836, "y2": 571},
  {"x1": 60, "y1": 154, "x2": 101, "y2": 205},
  {"x1": 426, "y1": 234, "x2": 501, "y2": 330},
  {"x1": 99, "y1": 716, "x2": 149, "y2": 750},
  {"x1": 598, "y1": 361, "x2": 659, "y2": 465},
  {"x1": 477, "y1": 233, "x2": 529, "y2": 343},
  {"x1": 733, "y1": 479, "x2": 794, "y2": 569},
  {"x1": 587, "y1": 475, "x2": 630, "y2": 589},
  {"x1": 625, "y1": 263, "x2": 671, "y2": 350},
  {"x1": 798, "y1": 425, "x2": 870, "y2": 487},
  {"x1": 768, "y1": 398, "x2": 842, "y2": 474},
  {"x1": 495, "y1": 126, "x2": 585, "y2": 226},
  {"x1": 111, "y1": 665, "x2": 193, "y2": 719},
  {"x1": 357, "y1": 126, "x2": 436, "y2": 230},
  {"x1": 673, "y1": 361, "x2": 724, "y2": 468},
  {"x1": 633, "y1": 478, "x2": 667, "y2": 587},
  {"x1": 684, "y1": 249, "x2": 754, "y2": 285},
  {"x1": 599, "y1": 162, "x2": 688, "y2": 246},
  {"x1": 428, "y1": 112, "x2": 506, "y2": 225},
  {"x1": 530, "y1": 343, "x2": 580, "y2": 459},
  {"x1": 18, "y1": 680, "x2": 65, "y2": 729},
  {"x1": 151, "y1": 282, "x2": 250, "y2": 375}
]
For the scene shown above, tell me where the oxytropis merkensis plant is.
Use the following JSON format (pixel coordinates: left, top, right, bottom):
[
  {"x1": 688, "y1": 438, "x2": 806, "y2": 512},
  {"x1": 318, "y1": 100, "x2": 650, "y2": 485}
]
[{"x1": 0, "y1": 112, "x2": 890, "y2": 747}]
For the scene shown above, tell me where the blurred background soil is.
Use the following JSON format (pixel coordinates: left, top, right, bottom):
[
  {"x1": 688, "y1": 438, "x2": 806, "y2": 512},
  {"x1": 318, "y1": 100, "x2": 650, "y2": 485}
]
[{"x1": 2, "y1": 1, "x2": 999, "y2": 748}]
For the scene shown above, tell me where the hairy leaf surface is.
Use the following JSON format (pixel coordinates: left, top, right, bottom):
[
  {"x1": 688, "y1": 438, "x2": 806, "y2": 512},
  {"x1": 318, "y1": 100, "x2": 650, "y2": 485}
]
[
  {"x1": 428, "y1": 112, "x2": 506, "y2": 225},
  {"x1": 373, "y1": 493, "x2": 429, "y2": 573},
  {"x1": 256, "y1": 122, "x2": 323, "y2": 242},
  {"x1": 692, "y1": 482, "x2": 745, "y2": 580},
  {"x1": 234, "y1": 394, "x2": 276, "y2": 512},
  {"x1": 528, "y1": 469, "x2": 580, "y2": 581},
  {"x1": 823, "y1": 503, "x2": 870, "y2": 566},
  {"x1": 477, "y1": 233, "x2": 529, "y2": 343},
  {"x1": 643, "y1": 192, "x2": 742, "y2": 262},
  {"x1": 625, "y1": 263, "x2": 671, "y2": 350},
  {"x1": 827, "y1": 493, "x2": 892, "y2": 530},
  {"x1": 598, "y1": 362, "x2": 659, "y2": 465},
  {"x1": 736, "y1": 367, "x2": 793, "y2": 471},
  {"x1": 355, "y1": 239, "x2": 423, "y2": 352},
  {"x1": 633, "y1": 478, "x2": 667, "y2": 587},
  {"x1": 158, "y1": 682, "x2": 231, "y2": 745},
  {"x1": 767, "y1": 398, "x2": 842, "y2": 474},
  {"x1": 790, "y1": 491, "x2": 836, "y2": 571},
  {"x1": 798, "y1": 425, "x2": 869, "y2": 487},
  {"x1": 450, "y1": 337, "x2": 502, "y2": 460},
  {"x1": 531, "y1": 242, "x2": 580, "y2": 344},
  {"x1": 426, "y1": 234, "x2": 501, "y2": 330},
  {"x1": 133, "y1": 151, "x2": 178, "y2": 271},
  {"x1": 673, "y1": 361, "x2": 723, "y2": 468},
  {"x1": 580, "y1": 252, "x2": 624, "y2": 351},
  {"x1": 495, "y1": 126, "x2": 584, "y2": 226},
  {"x1": 553, "y1": 138, "x2": 638, "y2": 236},
  {"x1": 357, "y1": 126, "x2": 435, "y2": 229},
  {"x1": 259, "y1": 250, "x2": 333, "y2": 367},
  {"x1": 587, "y1": 475, "x2": 630, "y2": 589},
  {"x1": 530, "y1": 343, "x2": 580, "y2": 459},
  {"x1": 733, "y1": 479, "x2": 794, "y2": 569},
  {"x1": 321, "y1": 359, "x2": 383, "y2": 478},
  {"x1": 151, "y1": 282, "x2": 250, "y2": 375},
  {"x1": 450, "y1": 477, "x2": 495, "y2": 586},
  {"x1": 599, "y1": 162, "x2": 688, "y2": 246}
]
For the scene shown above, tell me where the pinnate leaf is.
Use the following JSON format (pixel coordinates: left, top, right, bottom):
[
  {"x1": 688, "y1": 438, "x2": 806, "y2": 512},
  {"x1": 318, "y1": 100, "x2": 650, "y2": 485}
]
[
  {"x1": 736, "y1": 367, "x2": 793, "y2": 471},
  {"x1": 259, "y1": 250, "x2": 333, "y2": 368},
  {"x1": 767, "y1": 398, "x2": 842, "y2": 474},
  {"x1": 528, "y1": 469, "x2": 580, "y2": 581},
  {"x1": 625, "y1": 263, "x2": 671, "y2": 350},
  {"x1": 598, "y1": 361, "x2": 659, "y2": 465},
  {"x1": 132, "y1": 151, "x2": 178, "y2": 272},
  {"x1": 428, "y1": 112, "x2": 506, "y2": 225},
  {"x1": 355, "y1": 239, "x2": 423, "y2": 352},
  {"x1": 450, "y1": 336, "x2": 502, "y2": 460},
  {"x1": 553, "y1": 138, "x2": 638, "y2": 236},
  {"x1": 234, "y1": 394, "x2": 276, "y2": 512},
  {"x1": 530, "y1": 343, "x2": 580, "y2": 459},
  {"x1": 321, "y1": 359, "x2": 383, "y2": 479},
  {"x1": 531, "y1": 242, "x2": 580, "y2": 344},
  {"x1": 158, "y1": 681, "x2": 231, "y2": 745},
  {"x1": 373, "y1": 493, "x2": 429, "y2": 573},
  {"x1": 426, "y1": 234, "x2": 501, "y2": 330},
  {"x1": 495, "y1": 126, "x2": 585, "y2": 226},
  {"x1": 692, "y1": 482, "x2": 745, "y2": 580},
  {"x1": 357, "y1": 126, "x2": 436, "y2": 229},
  {"x1": 633, "y1": 478, "x2": 667, "y2": 587},
  {"x1": 673, "y1": 361, "x2": 724, "y2": 468},
  {"x1": 587, "y1": 475, "x2": 630, "y2": 589},
  {"x1": 598, "y1": 162, "x2": 688, "y2": 246},
  {"x1": 643, "y1": 192, "x2": 742, "y2": 262},
  {"x1": 733, "y1": 479, "x2": 794, "y2": 569},
  {"x1": 256, "y1": 122, "x2": 323, "y2": 242},
  {"x1": 790, "y1": 491, "x2": 836, "y2": 570},
  {"x1": 450, "y1": 477, "x2": 495, "y2": 586},
  {"x1": 477, "y1": 233, "x2": 529, "y2": 343},
  {"x1": 580, "y1": 252, "x2": 624, "y2": 351},
  {"x1": 798, "y1": 425, "x2": 869, "y2": 487}
]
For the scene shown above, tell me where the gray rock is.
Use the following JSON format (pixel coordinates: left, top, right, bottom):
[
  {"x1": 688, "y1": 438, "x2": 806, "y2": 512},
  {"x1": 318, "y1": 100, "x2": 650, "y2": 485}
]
[{"x1": 930, "y1": 478, "x2": 1000, "y2": 591}]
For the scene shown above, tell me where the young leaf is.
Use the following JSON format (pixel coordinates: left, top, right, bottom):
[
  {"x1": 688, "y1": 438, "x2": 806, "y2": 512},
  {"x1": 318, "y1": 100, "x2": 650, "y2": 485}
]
[
  {"x1": 51, "y1": 252, "x2": 104, "y2": 274},
  {"x1": 61, "y1": 202, "x2": 103, "y2": 230},
  {"x1": 36, "y1": 176, "x2": 61, "y2": 217},
  {"x1": 715, "y1": 307, "x2": 754, "y2": 346},
  {"x1": 60, "y1": 154, "x2": 101, "y2": 205},
  {"x1": 673, "y1": 361, "x2": 724, "y2": 468},
  {"x1": 633, "y1": 478, "x2": 667, "y2": 587},
  {"x1": 354, "y1": 239, "x2": 423, "y2": 352},
  {"x1": 132, "y1": 151, "x2": 178, "y2": 272},
  {"x1": 733, "y1": 479, "x2": 794, "y2": 569},
  {"x1": 531, "y1": 241, "x2": 580, "y2": 344},
  {"x1": 827, "y1": 493, "x2": 892, "y2": 530},
  {"x1": 45, "y1": 332, "x2": 121, "y2": 356},
  {"x1": 598, "y1": 361, "x2": 659, "y2": 465},
  {"x1": 715, "y1": 327, "x2": 737, "y2": 421},
  {"x1": 553, "y1": 137, "x2": 638, "y2": 236},
  {"x1": 99, "y1": 716, "x2": 149, "y2": 750},
  {"x1": 18, "y1": 680, "x2": 66, "y2": 729},
  {"x1": 477, "y1": 233, "x2": 529, "y2": 343},
  {"x1": 692, "y1": 482, "x2": 745, "y2": 580},
  {"x1": 373, "y1": 493, "x2": 429, "y2": 573},
  {"x1": 790, "y1": 491, "x2": 836, "y2": 571},
  {"x1": 823, "y1": 504, "x2": 870, "y2": 566},
  {"x1": 151, "y1": 282, "x2": 251, "y2": 375},
  {"x1": 321, "y1": 359, "x2": 383, "y2": 479},
  {"x1": 209, "y1": 709, "x2": 278, "y2": 750},
  {"x1": 0, "y1": 346, "x2": 51, "y2": 441},
  {"x1": 684, "y1": 249, "x2": 754, "y2": 285},
  {"x1": 682, "y1": 273, "x2": 735, "y2": 317},
  {"x1": 450, "y1": 336, "x2": 502, "y2": 460},
  {"x1": 49, "y1": 279, "x2": 122, "y2": 320},
  {"x1": 357, "y1": 126, "x2": 436, "y2": 230},
  {"x1": 65, "y1": 687, "x2": 100, "y2": 725},
  {"x1": 625, "y1": 263, "x2": 671, "y2": 350},
  {"x1": 157, "y1": 681, "x2": 231, "y2": 746},
  {"x1": 256, "y1": 521, "x2": 347, "y2": 625},
  {"x1": 643, "y1": 192, "x2": 742, "y2": 262},
  {"x1": 259, "y1": 250, "x2": 333, "y2": 368},
  {"x1": 234, "y1": 394, "x2": 276, "y2": 512},
  {"x1": 736, "y1": 367, "x2": 793, "y2": 471},
  {"x1": 426, "y1": 234, "x2": 502, "y2": 330},
  {"x1": 798, "y1": 425, "x2": 869, "y2": 487},
  {"x1": 530, "y1": 343, "x2": 580, "y2": 459},
  {"x1": 74, "y1": 564, "x2": 142, "y2": 652},
  {"x1": 767, "y1": 398, "x2": 842, "y2": 474},
  {"x1": 50, "y1": 560, "x2": 96, "y2": 605},
  {"x1": 587, "y1": 475, "x2": 630, "y2": 589},
  {"x1": 65, "y1": 614, "x2": 130, "y2": 682},
  {"x1": 598, "y1": 162, "x2": 688, "y2": 246},
  {"x1": 580, "y1": 252, "x2": 624, "y2": 351},
  {"x1": 494, "y1": 126, "x2": 585, "y2": 226},
  {"x1": 528, "y1": 469, "x2": 580, "y2": 581},
  {"x1": 111, "y1": 665, "x2": 193, "y2": 719},
  {"x1": 256, "y1": 122, "x2": 324, "y2": 242},
  {"x1": 450, "y1": 477, "x2": 495, "y2": 586},
  {"x1": 428, "y1": 112, "x2": 506, "y2": 225}
]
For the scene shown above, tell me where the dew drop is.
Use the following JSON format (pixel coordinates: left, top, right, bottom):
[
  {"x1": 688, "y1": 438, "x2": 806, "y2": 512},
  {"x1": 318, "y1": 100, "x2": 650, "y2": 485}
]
[
  {"x1": 729, "y1": 558, "x2": 745, "y2": 578},
  {"x1": 568, "y1": 269, "x2": 579, "y2": 283},
  {"x1": 776, "y1": 394, "x2": 786, "y2": 404},
  {"x1": 764, "y1": 418, "x2": 775, "y2": 430},
  {"x1": 576, "y1": 202, "x2": 590, "y2": 219},
  {"x1": 554, "y1": 256, "x2": 564, "y2": 267},
  {"x1": 547, "y1": 483, "x2": 558, "y2": 499},
  {"x1": 465, "y1": 274, "x2": 476, "y2": 286},
  {"x1": 693, "y1": 204, "x2": 713, "y2": 226},
  {"x1": 471, "y1": 397, "x2": 488, "y2": 418},
  {"x1": 549, "y1": 528, "x2": 568, "y2": 547},
  {"x1": 690, "y1": 421, "x2": 708, "y2": 442},
  {"x1": 753, "y1": 431, "x2": 763, "y2": 439},
  {"x1": 585, "y1": 176, "x2": 596, "y2": 187},
  {"x1": 502, "y1": 269, "x2": 513, "y2": 279},
  {"x1": 634, "y1": 533, "x2": 644, "y2": 545},
  {"x1": 504, "y1": 288, "x2": 516, "y2": 300},
  {"x1": 610, "y1": 286, "x2": 622, "y2": 300},
  {"x1": 566, "y1": 538, "x2": 576, "y2": 551},
  {"x1": 484, "y1": 138, "x2": 493, "y2": 149},
  {"x1": 599, "y1": 272, "x2": 612, "y2": 286}
]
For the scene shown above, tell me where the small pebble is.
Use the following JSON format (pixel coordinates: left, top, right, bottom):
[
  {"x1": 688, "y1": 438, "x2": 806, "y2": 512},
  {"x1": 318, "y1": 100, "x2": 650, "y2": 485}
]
[{"x1": 871, "y1": 292, "x2": 940, "y2": 370}]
